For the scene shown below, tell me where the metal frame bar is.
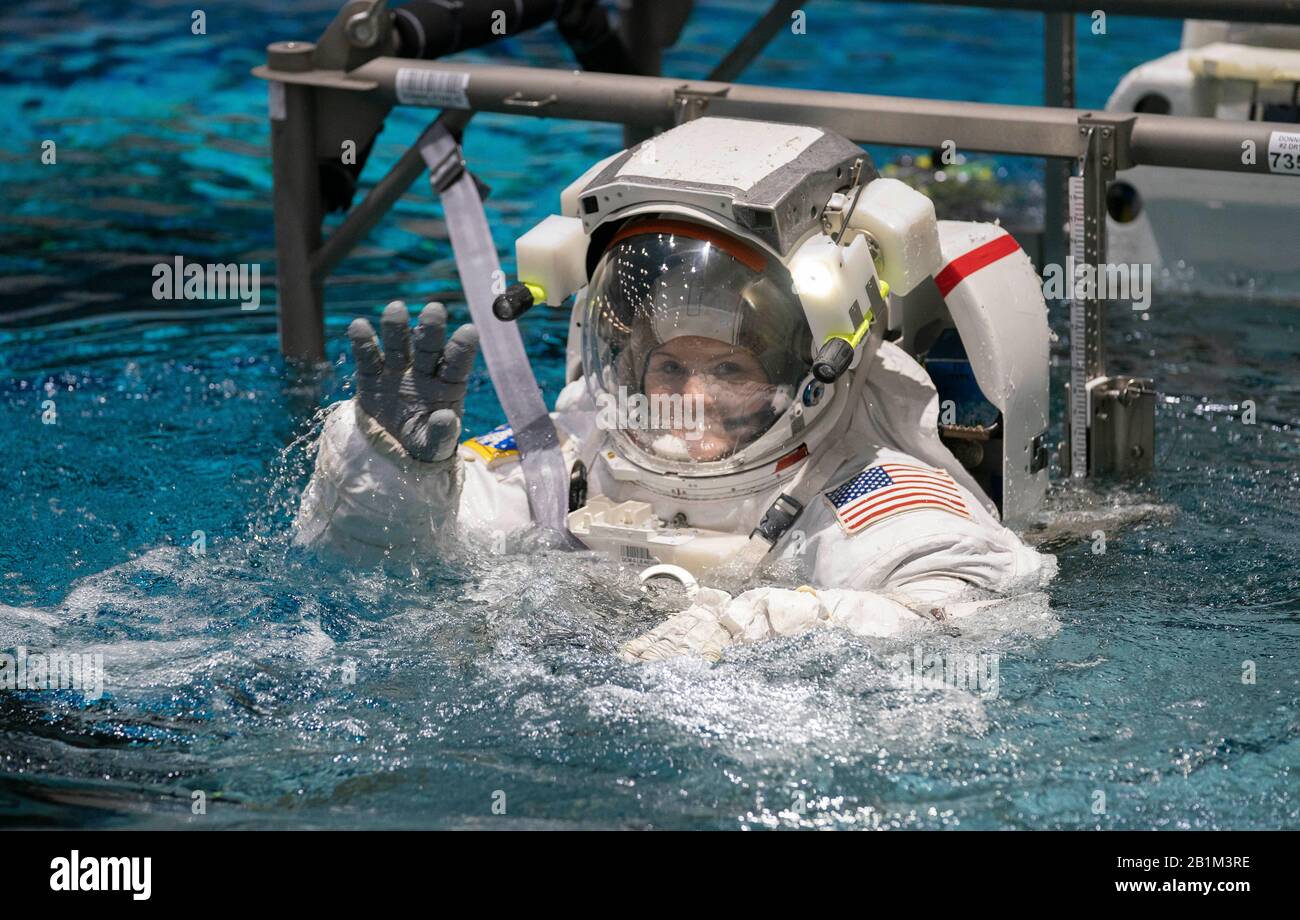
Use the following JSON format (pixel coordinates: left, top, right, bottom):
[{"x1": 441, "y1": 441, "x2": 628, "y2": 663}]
[
  {"x1": 298, "y1": 59, "x2": 1295, "y2": 172},
  {"x1": 268, "y1": 43, "x2": 325, "y2": 362},
  {"x1": 311, "y1": 110, "x2": 472, "y2": 282},
  {"x1": 708, "y1": 0, "x2": 806, "y2": 83},
  {"x1": 1042, "y1": 10, "x2": 1076, "y2": 273},
  {"x1": 866, "y1": 0, "x2": 1300, "y2": 24}
]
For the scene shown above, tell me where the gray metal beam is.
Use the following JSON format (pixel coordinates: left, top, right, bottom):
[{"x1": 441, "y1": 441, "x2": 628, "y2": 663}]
[
  {"x1": 310, "y1": 139, "x2": 427, "y2": 283},
  {"x1": 620, "y1": 0, "x2": 663, "y2": 146},
  {"x1": 618, "y1": 0, "x2": 694, "y2": 145},
  {"x1": 1043, "y1": 11, "x2": 1075, "y2": 274},
  {"x1": 267, "y1": 42, "x2": 326, "y2": 363},
  {"x1": 1067, "y1": 124, "x2": 1110, "y2": 479},
  {"x1": 311, "y1": 110, "x2": 473, "y2": 281},
  {"x1": 864, "y1": 0, "x2": 1300, "y2": 25},
  {"x1": 337, "y1": 60, "x2": 1300, "y2": 175},
  {"x1": 708, "y1": 0, "x2": 805, "y2": 83}
]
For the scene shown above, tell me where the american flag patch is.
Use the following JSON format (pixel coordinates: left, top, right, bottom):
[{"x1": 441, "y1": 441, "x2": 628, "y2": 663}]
[{"x1": 824, "y1": 463, "x2": 970, "y2": 534}]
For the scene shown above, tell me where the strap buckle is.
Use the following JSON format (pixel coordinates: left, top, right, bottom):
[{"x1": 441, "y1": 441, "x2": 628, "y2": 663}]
[
  {"x1": 427, "y1": 145, "x2": 466, "y2": 193},
  {"x1": 750, "y1": 493, "x2": 805, "y2": 546}
]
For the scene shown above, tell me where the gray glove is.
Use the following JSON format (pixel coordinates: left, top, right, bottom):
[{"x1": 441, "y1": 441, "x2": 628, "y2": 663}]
[{"x1": 348, "y1": 300, "x2": 480, "y2": 462}]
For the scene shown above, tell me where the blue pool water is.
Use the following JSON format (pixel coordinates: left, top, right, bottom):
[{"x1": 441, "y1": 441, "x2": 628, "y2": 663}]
[{"x1": 2, "y1": 1, "x2": 1299, "y2": 829}]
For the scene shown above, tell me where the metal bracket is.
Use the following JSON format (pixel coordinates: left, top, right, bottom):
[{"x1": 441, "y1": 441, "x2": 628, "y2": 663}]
[
  {"x1": 251, "y1": 63, "x2": 378, "y2": 92},
  {"x1": 1029, "y1": 431, "x2": 1049, "y2": 474},
  {"x1": 425, "y1": 144, "x2": 467, "y2": 194},
  {"x1": 313, "y1": 0, "x2": 397, "y2": 71},
  {"x1": 830, "y1": 157, "x2": 868, "y2": 245},
  {"x1": 504, "y1": 91, "x2": 558, "y2": 109},
  {"x1": 673, "y1": 85, "x2": 729, "y2": 124},
  {"x1": 1063, "y1": 111, "x2": 1153, "y2": 480},
  {"x1": 1087, "y1": 376, "x2": 1156, "y2": 476},
  {"x1": 1077, "y1": 111, "x2": 1137, "y2": 172},
  {"x1": 345, "y1": 0, "x2": 388, "y2": 49}
]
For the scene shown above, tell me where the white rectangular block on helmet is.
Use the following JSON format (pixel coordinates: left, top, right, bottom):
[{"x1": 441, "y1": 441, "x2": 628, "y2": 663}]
[
  {"x1": 515, "y1": 214, "x2": 588, "y2": 306},
  {"x1": 847, "y1": 177, "x2": 942, "y2": 296}
]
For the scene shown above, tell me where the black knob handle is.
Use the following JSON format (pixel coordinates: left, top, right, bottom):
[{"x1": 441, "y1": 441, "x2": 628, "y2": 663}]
[
  {"x1": 492, "y1": 282, "x2": 535, "y2": 322},
  {"x1": 812, "y1": 338, "x2": 854, "y2": 383}
]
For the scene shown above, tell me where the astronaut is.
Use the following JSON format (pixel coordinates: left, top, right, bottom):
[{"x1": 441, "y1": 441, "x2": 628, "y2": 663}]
[{"x1": 295, "y1": 117, "x2": 1055, "y2": 662}]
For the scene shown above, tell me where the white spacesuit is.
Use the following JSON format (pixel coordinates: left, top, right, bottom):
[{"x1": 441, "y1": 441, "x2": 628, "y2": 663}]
[{"x1": 295, "y1": 117, "x2": 1056, "y2": 662}]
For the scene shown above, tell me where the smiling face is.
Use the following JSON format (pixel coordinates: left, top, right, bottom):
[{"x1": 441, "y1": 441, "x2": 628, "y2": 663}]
[
  {"x1": 583, "y1": 220, "x2": 814, "y2": 469},
  {"x1": 642, "y1": 335, "x2": 776, "y2": 461}
]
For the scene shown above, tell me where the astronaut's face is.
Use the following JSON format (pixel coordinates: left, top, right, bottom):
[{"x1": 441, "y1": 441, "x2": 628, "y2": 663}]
[{"x1": 642, "y1": 336, "x2": 775, "y2": 462}]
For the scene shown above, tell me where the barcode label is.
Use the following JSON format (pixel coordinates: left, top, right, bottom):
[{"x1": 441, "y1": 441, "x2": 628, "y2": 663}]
[
  {"x1": 620, "y1": 544, "x2": 654, "y2": 563},
  {"x1": 396, "y1": 68, "x2": 470, "y2": 108}
]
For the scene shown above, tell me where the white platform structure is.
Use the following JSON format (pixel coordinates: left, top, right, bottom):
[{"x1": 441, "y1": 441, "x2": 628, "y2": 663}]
[{"x1": 1105, "y1": 21, "x2": 1300, "y2": 298}]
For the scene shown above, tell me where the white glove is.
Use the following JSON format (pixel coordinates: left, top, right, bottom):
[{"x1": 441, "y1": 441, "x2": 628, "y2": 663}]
[
  {"x1": 619, "y1": 587, "x2": 736, "y2": 663},
  {"x1": 620, "y1": 586, "x2": 926, "y2": 662}
]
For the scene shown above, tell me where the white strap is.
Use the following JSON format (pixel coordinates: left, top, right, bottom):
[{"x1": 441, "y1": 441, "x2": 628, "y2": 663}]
[{"x1": 419, "y1": 123, "x2": 573, "y2": 542}]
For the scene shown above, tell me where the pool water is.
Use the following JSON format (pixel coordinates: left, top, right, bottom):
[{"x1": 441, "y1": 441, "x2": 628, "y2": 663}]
[{"x1": 2, "y1": 1, "x2": 1298, "y2": 829}]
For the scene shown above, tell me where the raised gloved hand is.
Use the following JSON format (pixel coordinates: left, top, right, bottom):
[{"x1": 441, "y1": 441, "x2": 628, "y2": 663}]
[{"x1": 348, "y1": 300, "x2": 480, "y2": 463}]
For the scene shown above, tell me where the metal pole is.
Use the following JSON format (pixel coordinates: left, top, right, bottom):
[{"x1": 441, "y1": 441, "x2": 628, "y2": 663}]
[
  {"x1": 865, "y1": 0, "x2": 1300, "y2": 25},
  {"x1": 338, "y1": 60, "x2": 1300, "y2": 175},
  {"x1": 1079, "y1": 128, "x2": 1111, "y2": 385},
  {"x1": 311, "y1": 141, "x2": 427, "y2": 283},
  {"x1": 620, "y1": 0, "x2": 665, "y2": 146},
  {"x1": 1066, "y1": 122, "x2": 1117, "y2": 478},
  {"x1": 708, "y1": 0, "x2": 804, "y2": 83},
  {"x1": 1043, "y1": 11, "x2": 1075, "y2": 274},
  {"x1": 311, "y1": 110, "x2": 473, "y2": 281},
  {"x1": 267, "y1": 41, "x2": 325, "y2": 363}
]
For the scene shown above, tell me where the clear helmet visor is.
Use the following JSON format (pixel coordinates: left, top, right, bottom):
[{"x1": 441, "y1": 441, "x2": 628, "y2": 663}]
[{"x1": 582, "y1": 219, "x2": 813, "y2": 466}]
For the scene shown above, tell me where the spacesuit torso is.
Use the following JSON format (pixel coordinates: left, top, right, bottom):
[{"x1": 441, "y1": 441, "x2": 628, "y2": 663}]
[{"x1": 297, "y1": 338, "x2": 1053, "y2": 659}]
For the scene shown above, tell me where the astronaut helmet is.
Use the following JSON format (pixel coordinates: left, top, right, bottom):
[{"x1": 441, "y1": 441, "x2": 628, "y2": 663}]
[
  {"x1": 582, "y1": 216, "x2": 815, "y2": 472},
  {"x1": 513, "y1": 116, "x2": 933, "y2": 493}
]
